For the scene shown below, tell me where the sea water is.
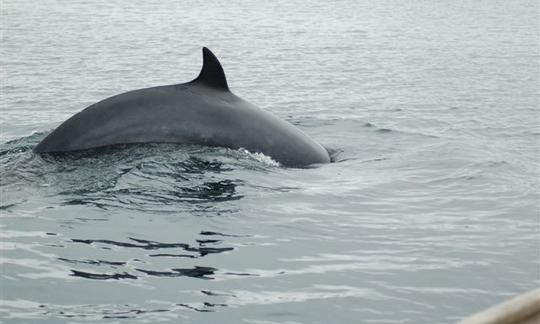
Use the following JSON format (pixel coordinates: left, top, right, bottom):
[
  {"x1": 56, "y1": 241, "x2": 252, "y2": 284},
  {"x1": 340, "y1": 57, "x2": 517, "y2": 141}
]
[{"x1": 1, "y1": 0, "x2": 539, "y2": 323}]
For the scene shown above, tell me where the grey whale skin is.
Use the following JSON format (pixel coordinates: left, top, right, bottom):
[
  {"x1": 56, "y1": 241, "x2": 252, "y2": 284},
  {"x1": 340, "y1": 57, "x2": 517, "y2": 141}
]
[{"x1": 34, "y1": 48, "x2": 330, "y2": 167}]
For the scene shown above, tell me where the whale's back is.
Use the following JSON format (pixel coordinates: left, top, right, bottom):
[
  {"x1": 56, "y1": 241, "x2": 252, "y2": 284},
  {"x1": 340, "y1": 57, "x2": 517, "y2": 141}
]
[{"x1": 34, "y1": 48, "x2": 330, "y2": 167}]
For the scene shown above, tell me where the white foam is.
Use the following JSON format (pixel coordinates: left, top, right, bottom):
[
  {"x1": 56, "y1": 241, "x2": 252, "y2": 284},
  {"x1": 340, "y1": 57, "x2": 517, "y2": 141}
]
[{"x1": 239, "y1": 148, "x2": 280, "y2": 167}]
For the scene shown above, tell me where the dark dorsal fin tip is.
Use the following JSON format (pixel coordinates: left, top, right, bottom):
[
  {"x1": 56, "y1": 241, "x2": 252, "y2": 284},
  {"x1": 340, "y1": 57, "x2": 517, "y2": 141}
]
[{"x1": 192, "y1": 47, "x2": 229, "y2": 91}]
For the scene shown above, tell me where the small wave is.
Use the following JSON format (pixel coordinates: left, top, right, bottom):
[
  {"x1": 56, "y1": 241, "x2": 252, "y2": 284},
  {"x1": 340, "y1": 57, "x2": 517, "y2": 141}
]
[
  {"x1": 224, "y1": 285, "x2": 377, "y2": 307},
  {"x1": 136, "y1": 266, "x2": 217, "y2": 279},
  {"x1": 70, "y1": 237, "x2": 234, "y2": 257},
  {"x1": 58, "y1": 258, "x2": 126, "y2": 266},
  {"x1": 70, "y1": 270, "x2": 137, "y2": 280},
  {"x1": 0, "y1": 299, "x2": 176, "y2": 321},
  {"x1": 360, "y1": 121, "x2": 441, "y2": 138}
]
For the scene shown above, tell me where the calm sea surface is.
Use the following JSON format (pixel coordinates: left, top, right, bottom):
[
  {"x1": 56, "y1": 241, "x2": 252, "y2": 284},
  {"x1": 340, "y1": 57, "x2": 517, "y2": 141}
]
[{"x1": 1, "y1": 1, "x2": 539, "y2": 323}]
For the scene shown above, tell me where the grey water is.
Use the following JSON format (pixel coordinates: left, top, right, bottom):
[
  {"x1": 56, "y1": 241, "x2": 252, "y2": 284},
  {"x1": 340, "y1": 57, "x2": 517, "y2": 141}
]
[{"x1": 1, "y1": 0, "x2": 539, "y2": 323}]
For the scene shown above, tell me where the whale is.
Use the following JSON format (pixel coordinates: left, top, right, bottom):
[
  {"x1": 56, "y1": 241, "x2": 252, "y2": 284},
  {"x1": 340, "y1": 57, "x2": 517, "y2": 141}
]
[{"x1": 34, "y1": 47, "x2": 331, "y2": 167}]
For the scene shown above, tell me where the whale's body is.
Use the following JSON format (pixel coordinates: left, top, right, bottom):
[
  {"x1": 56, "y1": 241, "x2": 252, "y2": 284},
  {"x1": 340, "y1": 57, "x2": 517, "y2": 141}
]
[{"x1": 34, "y1": 48, "x2": 330, "y2": 167}]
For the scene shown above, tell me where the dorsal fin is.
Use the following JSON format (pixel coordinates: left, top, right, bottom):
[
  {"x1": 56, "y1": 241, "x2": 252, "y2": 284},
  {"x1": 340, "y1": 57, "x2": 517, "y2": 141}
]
[{"x1": 191, "y1": 47, "x2": 229, "y2": 91}]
